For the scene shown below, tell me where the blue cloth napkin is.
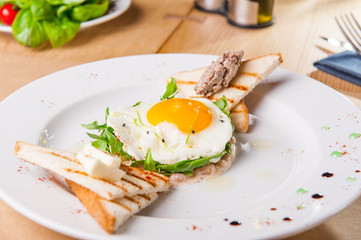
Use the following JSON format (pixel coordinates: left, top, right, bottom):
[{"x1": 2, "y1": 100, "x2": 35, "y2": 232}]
[{"x1": 313, "y1": 51, "x2": 361, "y2": 87}]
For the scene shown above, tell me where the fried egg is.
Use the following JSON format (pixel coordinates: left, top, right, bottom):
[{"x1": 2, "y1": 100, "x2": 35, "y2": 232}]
[{"x1": 107, "y1": 98, "x2": 233, "y2": 165}]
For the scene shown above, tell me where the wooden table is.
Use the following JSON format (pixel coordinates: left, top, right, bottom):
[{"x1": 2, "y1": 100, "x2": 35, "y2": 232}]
[{"x1": 0, "y1": 0, "x2": 360, "y2": 239}]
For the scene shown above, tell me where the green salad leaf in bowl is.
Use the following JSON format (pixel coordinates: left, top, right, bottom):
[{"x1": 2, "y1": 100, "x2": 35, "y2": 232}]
[{"x1": 0, "y1": 0, "x2": 110, "y2": 47}]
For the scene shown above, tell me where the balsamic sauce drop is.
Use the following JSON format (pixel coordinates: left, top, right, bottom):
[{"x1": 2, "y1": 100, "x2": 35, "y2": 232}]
[
  {"x1": 229, "y1": 221, "x2": 242, "y2": 226},
  {"x1": 322, "y1": 172, "x2": 334, "y2": 178},
  {"x1": 312, "y1": 193, "x2": 324, "y2": 199}
]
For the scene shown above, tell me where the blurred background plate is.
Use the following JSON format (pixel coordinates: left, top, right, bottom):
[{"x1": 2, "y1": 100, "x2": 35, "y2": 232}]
[{"x1": 0, "y1": 0, "x2": 131, "y2": 34}]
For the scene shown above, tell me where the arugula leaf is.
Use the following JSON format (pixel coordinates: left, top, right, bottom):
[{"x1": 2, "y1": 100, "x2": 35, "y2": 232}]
[
  {"x1": 12, "y1": 8, "x2": 49, "y2": 48},
  {"x1": 157, "y1": 157, "x2": 211, "y2": 174},
  {"x1": 81, "y1": 120, "x2": 106, "y2": 130},
  {"x1": 132, "y1": 141, "x2": 232, "y2": 174},
  {"x1": 91, "y1": 139, "x2": 108, "y2": 152},
  {"x1": 43, "y1": 17, "x2": 80, "y2": 48},
  {"x1": 160, "y1": 78, "x2": 178, "y2": 100},
  {"x1": 81, "y1": 108, "x2": 133, "y2": 160},
  {"x1": 213, "y1": 96, "x2": 230, "y2": 117},
  {"x1": 144, "y1": 148, "x2": 157, "y2": 171}
]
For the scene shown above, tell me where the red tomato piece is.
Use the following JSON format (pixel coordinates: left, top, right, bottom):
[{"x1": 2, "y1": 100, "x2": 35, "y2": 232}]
[{"x1": 0, "y1": 4, "x2": 19, "y2": 26}]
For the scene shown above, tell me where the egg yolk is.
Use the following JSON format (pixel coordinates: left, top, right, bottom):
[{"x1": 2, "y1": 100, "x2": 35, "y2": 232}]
[{"x1": 147, "y1": 98, "x2": 213, "y2": 134}]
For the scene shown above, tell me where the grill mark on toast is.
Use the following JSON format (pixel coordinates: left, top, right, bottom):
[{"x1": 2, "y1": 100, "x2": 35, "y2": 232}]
[
  {"x1": 124, "y1": 196, "x2": 141, "y2": 210},
  {"x1": 244, "y1": 52, "x2": 283, "y2": 62},
  {"x1": 206, "y1": 96, "x2": 235, "y2": 103},
  {"x1": 239, "y1": 72, "x2": 260, "y2": 78},
  {"x1": 228, "y1": 84, "x2": 249, "y2": 91},
  {"x1": 64, "y1": 169, "x2": 128, "y2": 192},
  {"x1": 127, "y1": 166, "x2": 169, "y2": 184},
  {"x1": 127, "y1": 173, "x2": 156, "y2": 187},
  {"x1": 231, "y1": 109, "x2": 247, "y2": 114},
  {"x1": 121, "y1": 177, "x2": 143, "y2": 190},
  {"x1": 49, "y1": 152, "x2": 81, "y2": 164},
  {"x1": 108, "y1": 199, "x2": 132, "y2": 212},
  {"x1": 138, "y1": 194, "x2": 151, "y2": 201},
  {"x1": 189, "y1": 96, "x2": 205, "y2": 99},
  {"x1": 174, "y1": 80, "x2": 197, "y2": 85},
  {"x1": 148, "y1": 171, "x2": 169, "y2": 183}
]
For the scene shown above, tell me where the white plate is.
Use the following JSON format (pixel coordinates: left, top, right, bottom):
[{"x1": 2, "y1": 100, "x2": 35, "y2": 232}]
[
  {"x1": 0, "y1": 0, "x2": 131, "y2": 33},
  {"x1": 0, "y1": 54, "x2": 360, "y2": 240}
]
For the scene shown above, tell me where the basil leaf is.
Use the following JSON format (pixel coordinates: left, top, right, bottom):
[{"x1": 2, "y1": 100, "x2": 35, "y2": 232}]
[
  {"x1": 70, "y1": 0, "x2": 108, "y2": 22},
  {"x1": 143, "y1": 148, "x2": 157, "y2": 171},
  {"x1": 12, "y1": 8, "x2": 49, "y2": 48},
  {"x1": 56, "y1": 5, "x2": 71, "y2": 18},
  {"x1": 46, "y1": 0, "x2": 86, "y2": 6},
  {"x1": 43, "y1": 17, "x2": 80, "y2": 48},
  {"x1": 31, "y1": 1, "x2": 54, "y2": 21},
  {"x1": 15, "y1": 0, "x2": 34, "y2": 8},
  {"x1": 161, "y1": 78, "x2": 178, "y2": 100}
]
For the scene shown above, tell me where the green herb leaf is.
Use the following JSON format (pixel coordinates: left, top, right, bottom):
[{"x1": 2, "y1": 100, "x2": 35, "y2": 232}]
[
  {"x1": 46, "y1": 0, "x2": 86, "y2": 6},
  {"x1": 157, "y1": 154, "x2": 217, "y2": 174},
  {"x1": 81, "y1": 108, "x2": 133, "y2": 160},
  {"x1": 86, "y1": 132, "x2": 104, "y2": 140},
  {"x1": 133, "y1": 141, "x2": 231, "y2": 175},
  {"x1": 213, "y1": 96, "x2": 230, "y2": 117},
  {"x1": 81, "y1": 121, "x2": 106, "y2": 130},
  {"x1": 70, "y1": 0, "x2": 109, "y2": 22},
  {"x1": 31, "y1": 1, "x2": 54, "y2": 21},
  {"x1": 161, "y1": 77, "x2": 178, "y2": 100},
  {"x1": 56, "y1": 5, "x2": 71, "y2": 18},
  {"x1": 15, "y1": 0, "x2": 34, "y2": 8},
  {"x1": 133, "y1": 101, "x2": 141, "y2": 107},
  {"x1": 12, "y1": 8, "x2": 49, "y2": 48},
  {"x1": 144, "y1": 148, "x2": 157, "y2": 171},
  {"x1": 43, "y1": 17, "x2": 80, "y2": 48},
  {"x1": 91, "y1": 139, "x2": 108, "y2": 152}
]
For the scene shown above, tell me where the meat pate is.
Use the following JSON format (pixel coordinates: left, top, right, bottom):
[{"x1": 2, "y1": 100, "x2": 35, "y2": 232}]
[{"x1": 194, "y1": 50, "x2": 244, "y2": 97}]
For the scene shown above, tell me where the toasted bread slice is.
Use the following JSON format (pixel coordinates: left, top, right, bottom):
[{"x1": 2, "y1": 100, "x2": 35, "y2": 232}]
[
  {"x1": 66, "y1": 179, "x2": 158, "y2": 234},
  {"x1": 230, "y1": 99, "x2": 249, "y2": 133},
  {"x1": 168, "y1": 53, "x2": 282, "y2": 111},
  {"x1": 14, "y1": 141, "x2": 170, "y2": 200}
]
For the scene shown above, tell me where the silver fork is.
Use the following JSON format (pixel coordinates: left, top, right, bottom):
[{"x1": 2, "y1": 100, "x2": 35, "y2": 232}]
[{"x1": 335, "y1": 13, "x2": 361, "y2": 55}]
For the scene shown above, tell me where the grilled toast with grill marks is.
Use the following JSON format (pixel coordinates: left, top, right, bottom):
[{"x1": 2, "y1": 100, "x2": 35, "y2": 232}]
[
  {"x1": 14, "y1": 141, "x2": 170, "y2": 200},
  {"x1": 66, "y1": 179, "x2": 159, "y2": 233},
  {"x1": 168, "y1": 53, "x2": 282, "y2": 111},
  {"x1": 166, "y1": 53, "x2": 282, "y2": 132}
]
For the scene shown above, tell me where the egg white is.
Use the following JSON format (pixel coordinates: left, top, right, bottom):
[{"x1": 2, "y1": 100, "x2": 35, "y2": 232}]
[{"x1": 107, "y1": 98, "x2": 233, "y2": 165}]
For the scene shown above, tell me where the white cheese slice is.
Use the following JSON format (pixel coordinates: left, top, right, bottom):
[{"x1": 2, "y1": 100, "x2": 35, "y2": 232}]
[{"x1": 77, "y1": 144, "x2": 125, "y2": 182}]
